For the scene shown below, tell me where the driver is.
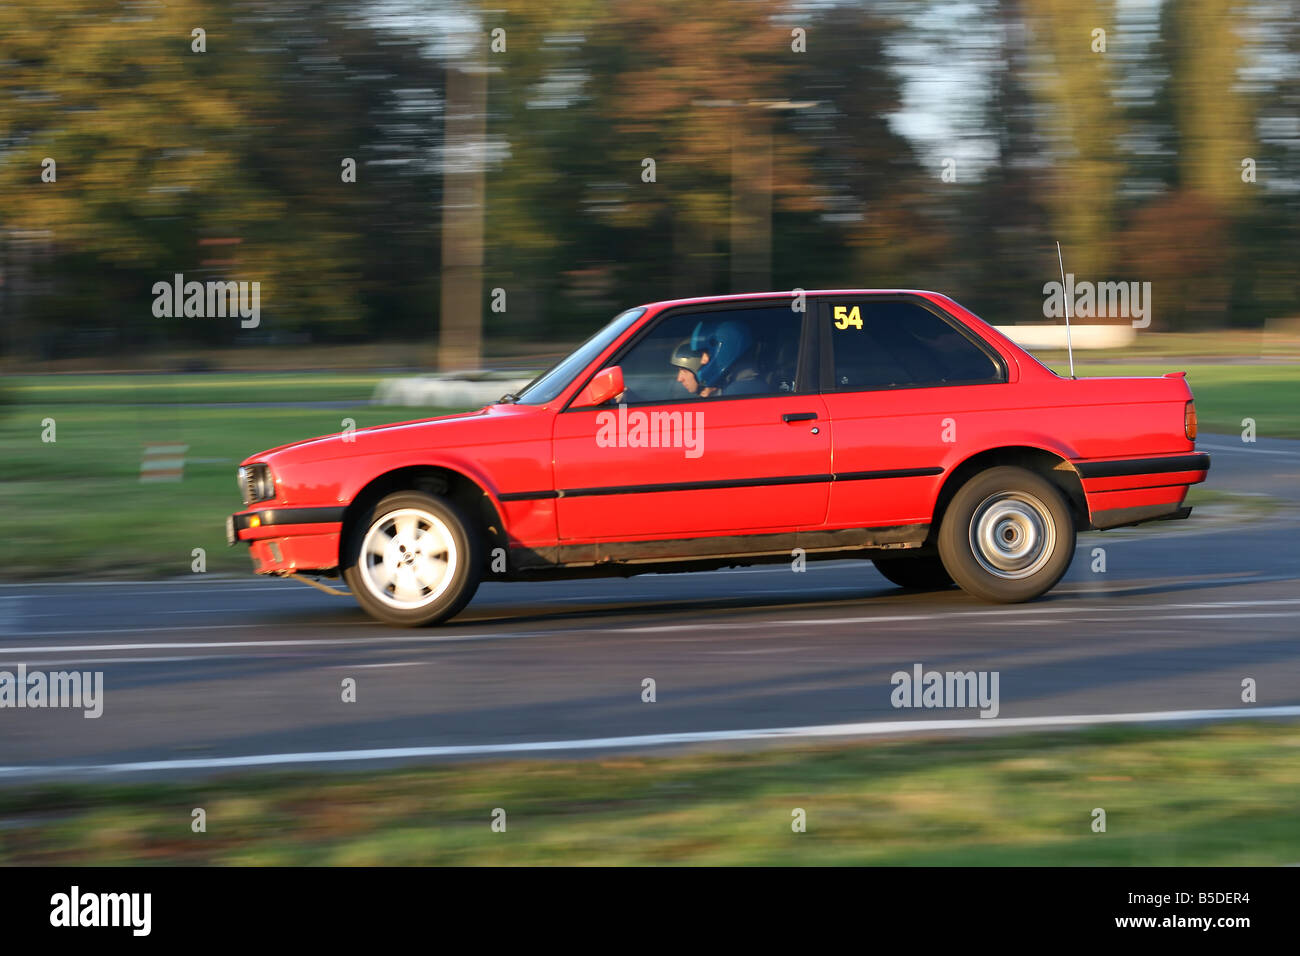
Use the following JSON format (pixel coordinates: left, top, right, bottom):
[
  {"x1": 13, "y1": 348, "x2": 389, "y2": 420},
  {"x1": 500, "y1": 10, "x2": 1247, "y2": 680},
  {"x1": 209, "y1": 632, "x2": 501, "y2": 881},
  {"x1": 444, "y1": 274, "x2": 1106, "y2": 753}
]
[
  {"x1": 668, "y1": 320, "x2": 764, "y2": 397},
  {"x1": 669, "y1": 339, "x2": 708, "y2": 395}
]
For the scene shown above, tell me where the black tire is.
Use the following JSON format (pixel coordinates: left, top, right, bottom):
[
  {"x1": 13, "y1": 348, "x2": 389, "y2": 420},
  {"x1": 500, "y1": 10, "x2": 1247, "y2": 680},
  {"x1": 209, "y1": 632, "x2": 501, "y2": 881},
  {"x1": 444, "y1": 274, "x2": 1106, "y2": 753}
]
[
  {"x1": 342, "y1": 490, "x2": 483, "y2": 627},
  {"x1": 937, "y1": 466, "x2": 1075, "y2": 603},
  {"x1": 872, "y1": 555, "x2": 954, "y2": 590}
]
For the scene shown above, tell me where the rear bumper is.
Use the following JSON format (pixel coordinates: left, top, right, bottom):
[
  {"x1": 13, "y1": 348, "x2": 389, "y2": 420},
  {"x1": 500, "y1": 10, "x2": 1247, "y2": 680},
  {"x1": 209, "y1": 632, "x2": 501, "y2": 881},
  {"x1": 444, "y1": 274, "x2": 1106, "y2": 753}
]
[
  {"x1": 1089, "y1": 503, "x2": 1193, "y2": 530},
  {"x1": 1075, "y1": 452, "x2": 1210, "y2": 480},
  {"x1": 1075, "y1": 452, "x2": 1209, "y2": 531}
]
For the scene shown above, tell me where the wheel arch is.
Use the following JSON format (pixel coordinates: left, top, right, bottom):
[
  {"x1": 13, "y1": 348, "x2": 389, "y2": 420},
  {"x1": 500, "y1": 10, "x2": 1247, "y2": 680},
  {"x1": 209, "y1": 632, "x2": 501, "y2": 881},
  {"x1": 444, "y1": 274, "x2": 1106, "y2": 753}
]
[
  {"x1": 932, "y1": 445, "x2": 1088, "y2": 536},
  {"x1": 339, "y1": 465, "x2": 507, "y2": 571}
]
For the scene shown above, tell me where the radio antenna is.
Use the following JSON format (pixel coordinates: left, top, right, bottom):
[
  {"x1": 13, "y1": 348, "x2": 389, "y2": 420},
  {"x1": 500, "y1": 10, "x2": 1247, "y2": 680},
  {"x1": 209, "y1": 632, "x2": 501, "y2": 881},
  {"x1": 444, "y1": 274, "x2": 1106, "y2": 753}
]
[{"x1": 1056, "y1": 240, "x2": 1076, "y2": 379}]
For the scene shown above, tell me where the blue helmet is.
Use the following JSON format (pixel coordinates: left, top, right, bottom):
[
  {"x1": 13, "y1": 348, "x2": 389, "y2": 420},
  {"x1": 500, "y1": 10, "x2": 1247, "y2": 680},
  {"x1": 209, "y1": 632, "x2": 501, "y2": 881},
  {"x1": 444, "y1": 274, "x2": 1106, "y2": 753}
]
[{"x1": 690, "y1": 319, "x2": 751, "y2": 388}]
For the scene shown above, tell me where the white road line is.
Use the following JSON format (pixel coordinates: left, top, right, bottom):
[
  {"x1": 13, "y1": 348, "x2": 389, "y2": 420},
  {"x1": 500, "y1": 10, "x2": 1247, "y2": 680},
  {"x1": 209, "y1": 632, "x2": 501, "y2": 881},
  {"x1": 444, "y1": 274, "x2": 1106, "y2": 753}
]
[
  {"x1": 617, "y1": 597, "x2": 1300, "y2": 632},
  {"x1": 6, "y1": 573, "x2": 1294, "y2": 631},
  {"x1": 4, "y1": 596, "x2": 1299, "y2": 653},
  {"x1": 0, "y1": 632, "x2": 529, "y2": 655},
  {"x1": 3, "y1": 619, "x2": 377, "y2": 637},
  {"x1": 5, "y1": 624, "x2": 276, "y2": 637},
  {"x1": 15, "y1": 656, "x2": 229, "y2": 666},
  {"x1": 148, "y1": 607, "x2": 338, "y2": 614},
  {"x1": 704, "y1": 647, "x2": 804, "y2": 656},
  {"x1": 0, "y1": 597, "x2": 21, "y2": 637},
  {"x1": 335, "y1": 662, "x2": 424, "y2": 669},
  {"x1": 1056, "y1": 574, "x2": 1297, "y2": 595},
  {"x1": 1199, "y1": 442, "x2": 1300, "y2": 459},
  {"x1": 1157, "y1": 612, "x2": 1297, "y2": 620},
  {"x1": 3, "y1": 705, "x2": 1298, "y2": 777},
  {"x1": 0, "y1": 580, "x2": 301, "y2": 590}
]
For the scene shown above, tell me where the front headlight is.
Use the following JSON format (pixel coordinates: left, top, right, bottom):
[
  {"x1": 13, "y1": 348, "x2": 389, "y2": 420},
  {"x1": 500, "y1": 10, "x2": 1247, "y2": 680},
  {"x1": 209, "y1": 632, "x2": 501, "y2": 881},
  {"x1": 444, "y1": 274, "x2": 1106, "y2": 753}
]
[{"x1": 237, "y1": 463, "x2": 276, "y2": 504}]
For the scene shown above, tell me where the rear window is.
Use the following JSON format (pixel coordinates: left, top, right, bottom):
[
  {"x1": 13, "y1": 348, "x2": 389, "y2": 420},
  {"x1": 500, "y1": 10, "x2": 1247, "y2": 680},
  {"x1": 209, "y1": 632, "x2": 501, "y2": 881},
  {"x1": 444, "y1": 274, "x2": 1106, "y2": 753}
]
[{"x1": 827, "y1": 299, "x2": 1003, "y2": 390}]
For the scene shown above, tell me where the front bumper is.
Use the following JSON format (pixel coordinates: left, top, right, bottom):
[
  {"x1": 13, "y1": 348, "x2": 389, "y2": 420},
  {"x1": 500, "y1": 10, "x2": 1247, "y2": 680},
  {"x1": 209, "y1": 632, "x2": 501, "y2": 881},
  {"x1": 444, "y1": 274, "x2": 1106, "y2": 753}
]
[
  {"x1": 227, "y1": 506, "x2": 347, "y2": 543},
  {"x1": 247, "y1": 532, "x2": 341, "y2": 574},
  {"x1": 227, "y1": 506, "x2": 346, "y2": 574}
]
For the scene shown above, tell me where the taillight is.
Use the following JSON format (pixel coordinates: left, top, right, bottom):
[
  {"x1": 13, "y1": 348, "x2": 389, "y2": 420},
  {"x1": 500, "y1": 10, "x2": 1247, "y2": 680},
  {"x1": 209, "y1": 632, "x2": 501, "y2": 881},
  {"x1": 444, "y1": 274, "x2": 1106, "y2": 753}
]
[{"x1": 1185, "y1": 401, "x2": 1198, "y2": 441}]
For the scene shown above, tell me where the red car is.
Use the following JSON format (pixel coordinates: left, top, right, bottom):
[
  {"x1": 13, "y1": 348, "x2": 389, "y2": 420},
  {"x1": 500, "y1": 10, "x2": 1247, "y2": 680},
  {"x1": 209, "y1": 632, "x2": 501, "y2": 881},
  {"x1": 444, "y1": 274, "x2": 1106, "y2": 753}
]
[{"x1": 228, "y1": 290, "x2": 1209, "y2": 626}]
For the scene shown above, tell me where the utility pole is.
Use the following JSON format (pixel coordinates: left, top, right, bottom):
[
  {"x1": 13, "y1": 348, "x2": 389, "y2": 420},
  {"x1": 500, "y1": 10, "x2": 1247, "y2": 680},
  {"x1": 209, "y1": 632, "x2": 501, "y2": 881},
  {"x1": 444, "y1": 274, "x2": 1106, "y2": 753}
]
[
  {"x1": 703, "y1": 99, "x2": 813, "y2": 295},
  {"x1": 730, "y1": 111, "x2": 773, "y2": 294},
  {"x1": 438, "y1": 54, "x2": 488, "y2": 373}
]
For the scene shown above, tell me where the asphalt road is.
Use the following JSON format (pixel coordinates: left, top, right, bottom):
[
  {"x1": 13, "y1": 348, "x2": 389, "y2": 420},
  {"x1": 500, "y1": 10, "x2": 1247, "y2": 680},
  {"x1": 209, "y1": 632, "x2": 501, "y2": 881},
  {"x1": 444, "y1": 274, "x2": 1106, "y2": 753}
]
[{"x1": 1, "y1": 433, "x2": 1298, "y2": 781}]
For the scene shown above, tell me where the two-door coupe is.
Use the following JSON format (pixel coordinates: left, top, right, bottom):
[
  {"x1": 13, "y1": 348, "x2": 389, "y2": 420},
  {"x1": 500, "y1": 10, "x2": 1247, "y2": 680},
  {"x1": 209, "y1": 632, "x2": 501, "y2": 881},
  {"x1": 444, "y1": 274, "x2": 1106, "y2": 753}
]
[{"x1": 228, "y1": 291, "x2": 1209, "y2": 626}]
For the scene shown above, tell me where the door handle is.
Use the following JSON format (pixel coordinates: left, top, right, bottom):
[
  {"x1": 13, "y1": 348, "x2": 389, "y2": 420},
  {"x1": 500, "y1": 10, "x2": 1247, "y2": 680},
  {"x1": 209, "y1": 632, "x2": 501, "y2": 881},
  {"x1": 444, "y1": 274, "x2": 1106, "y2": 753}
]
[{"x1": 782, "y1": 412, "x2": 818, "y2": 423}]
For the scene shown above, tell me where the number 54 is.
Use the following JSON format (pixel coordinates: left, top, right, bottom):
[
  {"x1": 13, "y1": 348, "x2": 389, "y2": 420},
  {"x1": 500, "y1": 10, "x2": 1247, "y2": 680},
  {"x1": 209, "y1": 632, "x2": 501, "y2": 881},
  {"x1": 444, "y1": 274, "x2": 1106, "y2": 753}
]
[{"x1": 833, "y1": 305, "x2": 863, "y2": 330}]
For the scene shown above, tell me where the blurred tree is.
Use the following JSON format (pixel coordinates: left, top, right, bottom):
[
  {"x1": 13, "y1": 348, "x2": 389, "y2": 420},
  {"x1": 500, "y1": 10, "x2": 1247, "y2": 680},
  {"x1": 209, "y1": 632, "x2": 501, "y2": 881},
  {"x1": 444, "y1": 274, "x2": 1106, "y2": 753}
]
[
  {"x1": 1024, "y1": 0, "x2": 1124, "y2": 283},
  {"x1": 894, "y1": 0, "x2": 1057, "y2": 323},
  {"x1": 1240, "y1": 0, "x2": 1300, "y2": 327},
  {"x1": 1116, "y1": 191, "x2": 1232, "y2": 328},
  {"x1": 0, "y1": 0, "x2": 446, "y2": 356},
  {"x1": 2, "y1": 0, "x2": 1293, "y2": 362},
  {"x1": 1117, "y1": 0, "x2": 1260, "y2": 328},
  {"x1": 483, "y1": 0, "x2": 934, "y2": 338},
  {"x1": 1163, "y1": 0, "x2": 1255, "y2": 204},
  {"x1": 487, "y1": 0, "x2": 816, "y2": 329},
  {"x1": 776, "y1": 4, "x2": 944, "y2": 295}
]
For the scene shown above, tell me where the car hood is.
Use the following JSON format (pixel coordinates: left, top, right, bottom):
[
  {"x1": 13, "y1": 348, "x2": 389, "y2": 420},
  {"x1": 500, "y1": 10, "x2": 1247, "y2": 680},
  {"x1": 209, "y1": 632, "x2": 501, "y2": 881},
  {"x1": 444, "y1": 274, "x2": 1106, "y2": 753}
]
[{"x1": 241, "y1": 403, "x2": 548, "y2": 467}]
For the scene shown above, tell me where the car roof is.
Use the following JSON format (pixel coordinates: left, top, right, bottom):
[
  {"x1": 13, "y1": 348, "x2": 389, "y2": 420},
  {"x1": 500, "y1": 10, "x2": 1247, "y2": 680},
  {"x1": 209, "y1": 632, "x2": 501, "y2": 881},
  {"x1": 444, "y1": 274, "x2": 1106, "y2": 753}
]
[{"x1": 639, "y1": 289, "x2": 949, "y2": 310}]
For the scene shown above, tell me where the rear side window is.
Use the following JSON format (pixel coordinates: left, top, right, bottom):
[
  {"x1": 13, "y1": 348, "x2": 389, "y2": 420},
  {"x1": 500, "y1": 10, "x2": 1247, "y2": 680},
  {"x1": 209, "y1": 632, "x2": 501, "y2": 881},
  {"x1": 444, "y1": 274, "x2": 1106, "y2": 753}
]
[{"x1": 826, "y1": 299, "x2": 1003, "y2": 390}]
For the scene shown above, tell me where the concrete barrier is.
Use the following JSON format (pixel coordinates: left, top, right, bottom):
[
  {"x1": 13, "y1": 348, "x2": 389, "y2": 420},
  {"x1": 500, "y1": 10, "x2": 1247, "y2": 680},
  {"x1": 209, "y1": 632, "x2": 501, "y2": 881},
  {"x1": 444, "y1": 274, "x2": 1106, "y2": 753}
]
[
  {"x1": 372, "y1": 327, "x2": 1134, "y2": 407},
  {"x1": 372, "y1": 371, "x2": 532, "y2": 408},
  {"x1": 140, "y1": 442, "x2": 188, "y2": 482},
  {"x1": 995, "y1": 325, "x2": 1137, "y2": 350}
]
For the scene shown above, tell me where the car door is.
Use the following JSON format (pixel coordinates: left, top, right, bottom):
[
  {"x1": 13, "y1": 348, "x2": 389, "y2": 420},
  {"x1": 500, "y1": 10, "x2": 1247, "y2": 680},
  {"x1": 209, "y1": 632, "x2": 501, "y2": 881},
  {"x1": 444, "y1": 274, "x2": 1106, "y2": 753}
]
[
  {"x1": 818, "y1": 295, "x2": 1008, "y2": 529},
  {"x1": 552, "y1": 301, "x2": 829, "y2": 544}
]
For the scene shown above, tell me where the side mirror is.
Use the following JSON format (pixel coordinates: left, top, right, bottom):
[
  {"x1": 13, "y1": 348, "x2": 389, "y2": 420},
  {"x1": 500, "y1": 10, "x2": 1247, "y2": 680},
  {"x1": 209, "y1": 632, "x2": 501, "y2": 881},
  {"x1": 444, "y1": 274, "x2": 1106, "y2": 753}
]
[{"x1": 571, "y1": 365, "x2": 625, "y2": 408}]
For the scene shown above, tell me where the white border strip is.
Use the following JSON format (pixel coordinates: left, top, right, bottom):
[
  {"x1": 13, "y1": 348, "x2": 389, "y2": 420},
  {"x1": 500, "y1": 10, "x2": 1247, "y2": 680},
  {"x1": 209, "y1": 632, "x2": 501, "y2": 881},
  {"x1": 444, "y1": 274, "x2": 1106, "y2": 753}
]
[{"x1": 3, "y1": 706, "x2": 1298, "y2": 778}]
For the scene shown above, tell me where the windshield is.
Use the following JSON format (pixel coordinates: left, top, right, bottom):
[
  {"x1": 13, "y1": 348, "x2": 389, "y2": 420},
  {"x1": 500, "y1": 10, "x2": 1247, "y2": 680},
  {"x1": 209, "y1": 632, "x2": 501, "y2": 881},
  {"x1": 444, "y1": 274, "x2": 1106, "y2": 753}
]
[{"x1": 513, "y1": 307, "x2": 646, "y2": 405}]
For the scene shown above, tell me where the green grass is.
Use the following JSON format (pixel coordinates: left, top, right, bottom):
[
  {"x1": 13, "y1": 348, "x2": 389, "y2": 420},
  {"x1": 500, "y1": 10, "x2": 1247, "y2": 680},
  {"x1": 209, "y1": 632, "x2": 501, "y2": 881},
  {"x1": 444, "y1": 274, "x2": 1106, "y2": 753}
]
[
  {"x1": 1029, "y1": 326, "x2": 1300, "y2": 360},
  {"x1": 0, "y1": 395, "x2": 461, "y2": 579},
  {"x1": 1045, "y1": 363, "x2": 1300, "y2": 437},
  {"x1": 1, "y1": 364, "x2": 1296, "y2": 580},
  {"x1": 1182, "y1": 485, "x2": 1281, "y2": 518},
  {"x1": 3, "y1": 372, "x2": 387, "y2": 405},
  {"x1": 2, "y1": 721, "x2": 1297, "y2": 865}
]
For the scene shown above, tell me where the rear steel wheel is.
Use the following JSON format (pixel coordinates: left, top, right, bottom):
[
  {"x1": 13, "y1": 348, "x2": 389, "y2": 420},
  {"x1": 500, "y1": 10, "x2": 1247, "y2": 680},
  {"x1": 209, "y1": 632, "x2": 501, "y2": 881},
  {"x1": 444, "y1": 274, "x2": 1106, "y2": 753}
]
[{"x1": 938, "y1": 466, "x2": 1075, "y2": 603}]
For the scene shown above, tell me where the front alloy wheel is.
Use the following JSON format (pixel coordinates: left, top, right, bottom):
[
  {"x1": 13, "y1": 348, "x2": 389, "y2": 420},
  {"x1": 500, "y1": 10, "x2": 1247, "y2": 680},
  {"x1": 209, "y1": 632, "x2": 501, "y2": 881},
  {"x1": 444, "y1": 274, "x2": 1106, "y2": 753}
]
[
  {"x1": 343, "y1": 491, "x2": 483, "y2": 626},
  {"x1": 938, "y1": 466, "x2": 1075, "y2": 603}
]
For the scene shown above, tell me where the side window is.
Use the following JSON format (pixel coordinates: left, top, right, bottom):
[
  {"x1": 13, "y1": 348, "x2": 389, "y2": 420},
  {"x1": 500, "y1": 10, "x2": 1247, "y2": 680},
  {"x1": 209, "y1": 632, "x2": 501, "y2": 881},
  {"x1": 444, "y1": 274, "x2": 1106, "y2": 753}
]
[
  {"x1": 615, "y1": 306, "x2": 801, "y2": 403},
  {"x1": 827, "y1": 299, "x2": 1003, "y2": 390}
]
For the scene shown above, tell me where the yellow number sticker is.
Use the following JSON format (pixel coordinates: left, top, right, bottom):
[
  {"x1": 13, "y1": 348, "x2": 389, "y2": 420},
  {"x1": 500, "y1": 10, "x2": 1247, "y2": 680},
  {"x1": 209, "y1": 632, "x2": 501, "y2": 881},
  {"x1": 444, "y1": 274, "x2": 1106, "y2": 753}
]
[{"x1": 833, "y1": 305, "x2": 863, "y2": 330}]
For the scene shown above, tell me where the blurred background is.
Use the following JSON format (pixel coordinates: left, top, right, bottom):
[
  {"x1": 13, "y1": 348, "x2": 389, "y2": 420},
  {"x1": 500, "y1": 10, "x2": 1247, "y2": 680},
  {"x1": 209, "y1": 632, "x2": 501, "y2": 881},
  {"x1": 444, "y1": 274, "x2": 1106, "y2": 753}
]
[
  {"x1": 2, "y1": 2, "x2": 1299, "y2": 869},
  {"x1": 1, "y1": 0, "x2": 1298, "y2": 582},
  {"x1": 2, "y1": 0, "x2": 1297, "y2": 374}
]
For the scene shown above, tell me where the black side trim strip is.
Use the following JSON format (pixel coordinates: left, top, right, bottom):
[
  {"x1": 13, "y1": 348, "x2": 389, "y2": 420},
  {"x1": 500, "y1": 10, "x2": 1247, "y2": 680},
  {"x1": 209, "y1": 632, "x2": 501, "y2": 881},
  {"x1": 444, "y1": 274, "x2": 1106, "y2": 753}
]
[
  {"x1": 835, "y1": 467, "x2": 944, "y2": 482},
  {"x1": 231, "y1": 507, "x2": 346, "y2": 532},
  {"x1": 1076, "y1": 453, "x2": 1210, "y2": 479},
  {"x1": 499, "y1": 490, "x2": 561, "y2": 502},
  {"x1": 564, "y1": 473, "x2": 832, "y2": 498},
  {"x1": 499, "y1": 467, "x2": 941, "y2": 502}
]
